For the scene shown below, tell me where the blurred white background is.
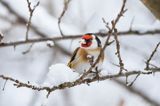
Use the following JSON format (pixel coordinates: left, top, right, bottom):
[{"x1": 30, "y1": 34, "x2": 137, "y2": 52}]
[{"x1": 0, "y1": 0, "x2": 160, "y2": 106}]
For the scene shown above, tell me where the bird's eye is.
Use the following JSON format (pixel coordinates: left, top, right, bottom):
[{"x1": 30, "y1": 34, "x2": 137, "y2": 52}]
[{"x1": 85, "y1": 39, "x2": 92, "y2": 42}]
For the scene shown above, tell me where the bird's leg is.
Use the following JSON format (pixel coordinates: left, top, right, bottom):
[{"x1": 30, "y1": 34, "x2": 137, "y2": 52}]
[
  {"x1": 86, "y1": 55, "x2": 101, "y2": 81},
  {"x1": 87, "y1": 55, "x2": 94, "y2": 66},
  {"x1": 94, "y1": 67, "x2": 101, "y2": 81},
  {"x1": 89, "y1": 67, "x2": 101, "y2": 81}
]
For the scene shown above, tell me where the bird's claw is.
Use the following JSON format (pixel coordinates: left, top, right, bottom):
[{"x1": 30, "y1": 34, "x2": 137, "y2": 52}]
[
  {"x1": 87, "y1": 55, "x2": 94, "y2": 65},
  {"x1": 91, "y1": 67, "x2": 101, "y2": 81}
]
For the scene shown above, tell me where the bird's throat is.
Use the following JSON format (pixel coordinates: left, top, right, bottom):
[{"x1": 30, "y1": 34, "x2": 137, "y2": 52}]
[{"x1": 81, "y1": 42, "x2": 92, "y2": 47}]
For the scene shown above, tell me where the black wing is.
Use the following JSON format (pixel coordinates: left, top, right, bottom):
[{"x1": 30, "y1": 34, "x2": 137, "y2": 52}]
[
  {"x1": 67, "y1": 47, "x2": 80, "y2": 67},
  {"x1": 95, "y1": 36, "x2": 101, "y2": 47}
]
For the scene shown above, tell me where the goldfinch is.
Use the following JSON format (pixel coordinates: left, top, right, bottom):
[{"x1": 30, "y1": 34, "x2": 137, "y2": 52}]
[{"x1": 68, "y1": 33, "x2": 104, "y2": 74}]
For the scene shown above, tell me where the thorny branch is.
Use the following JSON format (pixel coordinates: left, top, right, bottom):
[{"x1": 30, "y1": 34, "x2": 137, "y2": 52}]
[
  {"x1": 113, "y1": 28, "x2": 125, "y2": 74},
  {"x1": 0, "y1": 29, "x2": 160, "y2": 48},
  {"x1": 111, "y1": 0, "x2": 127, "y2": 74},
  {"x1": 26, "y1": 0, "x2": 40, "y2": 40},
  {"x1": 145, "y1": 42, "x2": 160, "y2": 70},
  {"x1": 0, "y1": 69, "x2": 160, "y2": 97},
  {"x1": 58, "y1": 0, "x2": 71, "y2": 36}
]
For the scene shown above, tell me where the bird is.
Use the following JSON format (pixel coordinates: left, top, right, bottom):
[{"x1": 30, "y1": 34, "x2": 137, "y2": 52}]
[{"x1": 67, "y1": 33, "x2": 104, "y2": 75}]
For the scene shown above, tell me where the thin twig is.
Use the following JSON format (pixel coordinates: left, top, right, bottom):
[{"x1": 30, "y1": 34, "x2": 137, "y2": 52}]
[
  {"x1": 22, "y1": 43, "x2": 34, "y2": 54},
  {"x1": 127, "y1": 73, "x2": 140, "y2": 87},
  {"x1": 111, "y1": 63, "x2": 128, "y2": 72},
  {"x1": 2, "y1": 80, "x2": 8, "y2": 91},
  {"x1": 26, "y1": 0, "x2": 40, "y2": 40},
  {"x1": 113, "y1": 27, "x2": 124, "y2": 74},
  {"x1": 145, "y1": 42, "x2": 160, "y2": 70},
  {"x1": 129, "y1": 16, "x2": 135, "y2": 31},
  {"x1": 58, "y1": 0, "x2": 71, "y2": 36},
  {"x1": 102, "y1": 18, "x2": 111, "y2": 31},
  {"x1": 0, "y1": 30, "x2": 160, "y2": 48},
  {"x1": 111, "y1": 0, "x2": 127, "y2": 74}
]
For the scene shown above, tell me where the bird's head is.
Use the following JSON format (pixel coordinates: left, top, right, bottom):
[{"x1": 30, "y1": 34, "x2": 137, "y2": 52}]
[{"x1": 79, "y1": 33, "x2": 101, "y2": 49}]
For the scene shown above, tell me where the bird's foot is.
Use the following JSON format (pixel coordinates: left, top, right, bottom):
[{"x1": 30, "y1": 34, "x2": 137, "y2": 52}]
[
  {"x1": 87, "y1": 55, "x2": 94, "y2": 65},
  {"x1": 91, "y1": 67, "x2": 101, "y2": 81}
]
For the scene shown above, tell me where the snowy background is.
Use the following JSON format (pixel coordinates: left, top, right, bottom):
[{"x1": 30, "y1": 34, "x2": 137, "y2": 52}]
[{"x1": 0, "y1": 0, "x2": 160, "y2": 106}]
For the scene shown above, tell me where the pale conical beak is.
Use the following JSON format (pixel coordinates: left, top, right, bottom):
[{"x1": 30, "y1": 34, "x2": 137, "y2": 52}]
[{"x1": 79, "y1": 39, "x2": 86, "y2": 44}]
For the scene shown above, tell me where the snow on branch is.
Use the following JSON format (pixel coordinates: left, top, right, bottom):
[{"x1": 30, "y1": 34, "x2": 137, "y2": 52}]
[{"x1": 0, "y1": 68, "x2": 160, "y2": 97}]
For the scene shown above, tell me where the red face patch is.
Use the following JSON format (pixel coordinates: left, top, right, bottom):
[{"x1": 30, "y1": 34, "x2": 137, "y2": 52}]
[
  {"x1": 82, "y1": 34, "x2": 93, "y2": 40},
  {"x1": 81, "y1": 42, "x2": 92, "y2": 47},
  {"x1": 81, "y1": 34, "x2": 93, "y2": 47}
]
